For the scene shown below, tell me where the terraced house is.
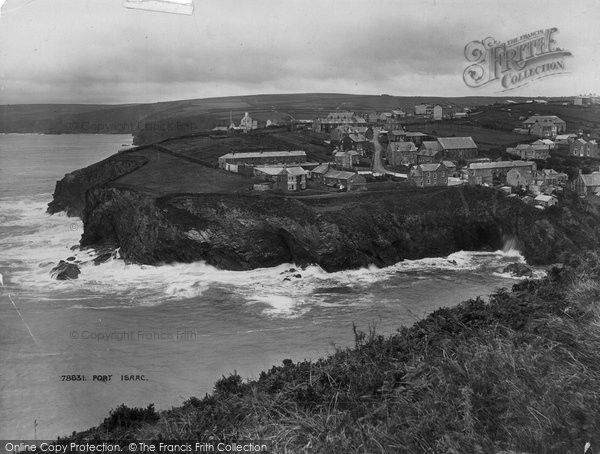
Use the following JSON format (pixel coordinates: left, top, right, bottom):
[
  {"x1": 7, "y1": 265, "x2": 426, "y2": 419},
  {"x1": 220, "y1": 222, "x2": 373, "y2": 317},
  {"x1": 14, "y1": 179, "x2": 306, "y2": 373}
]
[
  {"x1": 312, "y1": 111, "x2": 367, "y2": 133},
  {"x1": 468, "y1": 161, "x2": 536, "y2": 186},
  {"x1": 218, "y1": 150, "x2": 307, "y2": 170},
  {"x1": 409, "y1": 162, "x2": 448, "y2": 188},
  {"x1": 570, "y1": 138, "x2": 599, "y2": 158},
  {"x1": 506, "y1": 143, "x2": 550, "y2": 160},
  {"x1": 418, "y1": 141, "x2": 442, "y2": 164},
  {"x1": 387, "y1": 141, "x2": 418, "y2": 166},
  {"x1": 522, "y1": 115, "x2": 566, "y2": 138}
]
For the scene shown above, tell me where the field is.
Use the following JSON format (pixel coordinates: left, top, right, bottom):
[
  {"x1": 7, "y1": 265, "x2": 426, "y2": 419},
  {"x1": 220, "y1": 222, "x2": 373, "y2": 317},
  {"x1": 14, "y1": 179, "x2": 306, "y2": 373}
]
[
  {"x1": 159, "y1": 129, "x2": 333, "y2": 165},
  {"x1": 406, "y1": 123, "x2": 529, "y2": 150},
  {"x1": 113, "y1": 147, "x2": 253, "y2": 195},
  {"x1": 468, "y1": 102, "x2": 600, "y2": 133}
]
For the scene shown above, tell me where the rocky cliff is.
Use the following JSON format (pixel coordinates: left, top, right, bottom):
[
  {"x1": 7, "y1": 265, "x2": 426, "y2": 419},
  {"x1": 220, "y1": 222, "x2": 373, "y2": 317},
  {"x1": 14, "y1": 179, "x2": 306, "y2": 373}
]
[
  {"x1": 73, "y1": 183, "x2": 600, "y2": 271},
  {"x1": 47, "y1": 153, "x2": 148, "y2": 217}
]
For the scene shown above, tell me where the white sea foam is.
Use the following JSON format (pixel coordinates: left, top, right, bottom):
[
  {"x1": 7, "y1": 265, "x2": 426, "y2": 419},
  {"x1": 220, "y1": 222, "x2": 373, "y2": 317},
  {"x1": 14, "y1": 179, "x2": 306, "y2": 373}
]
[{"x1": 2, "y1": 196, "x2": 530, "y2": 317}]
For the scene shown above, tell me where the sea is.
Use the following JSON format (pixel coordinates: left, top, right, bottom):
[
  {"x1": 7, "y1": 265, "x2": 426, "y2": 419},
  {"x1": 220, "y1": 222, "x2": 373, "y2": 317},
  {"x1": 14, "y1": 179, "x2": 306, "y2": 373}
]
[{"x1": 0, "y1": 134, "x2": 538, "y2": 439}]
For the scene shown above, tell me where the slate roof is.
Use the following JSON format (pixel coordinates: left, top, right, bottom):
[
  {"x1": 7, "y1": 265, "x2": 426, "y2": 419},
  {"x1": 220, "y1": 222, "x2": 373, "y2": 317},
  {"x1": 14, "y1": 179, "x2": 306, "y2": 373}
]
[
  {"x1": 580, "y1": 173, "x2": 600, "y2": 187},
  {"x1": 324, "y1": 169, "x2": 358, "y2": 180},
  {"x1": 437, "y1": 137, "x2": 477, "y2": 150},
  {"x1": 420, "y1": 141, "x2": 442, "y2": 151},
  {"x1": 469, "y1": 161, "x2": 535, "y2": 170},
  {"x1": 285, "y1": 167, "x2": 308, "y2": 176},
  {"x1": 523, "y1": 115, "x2": 566, "y2": 124},
  {"x1": 534, "y1": 194, "x2": 557, "y2": 203},
  {"x1": 389, "y1": 141, "x2": 417, "y2": 152},
  {"x1": 254, "y1": 166, "x2": 285, "y2": 176},
  {"x1": 311, "y1": 163, "x2": 330, "y2": 174},
  {"x1": 220, "y1": 150, "x2": 306, "y2": 159},
  {"x1": 418, "y1": 163, "x2": 446, "y2": 172}
]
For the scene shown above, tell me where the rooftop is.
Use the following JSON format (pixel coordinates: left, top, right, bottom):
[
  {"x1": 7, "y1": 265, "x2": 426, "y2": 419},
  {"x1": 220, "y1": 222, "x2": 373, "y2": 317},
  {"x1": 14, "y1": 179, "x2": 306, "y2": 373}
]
[
  {"x1": 469, "y1": 161, "x2": 535, "y2": 170},
  {"x1": 437, "y1": 137, "x2": 477, "y2": 150},
  {"x1": 220, "y1": 150, "x2": 307, "y2": 159},
  {"x1": 523, "y1": 115, "x2": 566, "y2": 124}
]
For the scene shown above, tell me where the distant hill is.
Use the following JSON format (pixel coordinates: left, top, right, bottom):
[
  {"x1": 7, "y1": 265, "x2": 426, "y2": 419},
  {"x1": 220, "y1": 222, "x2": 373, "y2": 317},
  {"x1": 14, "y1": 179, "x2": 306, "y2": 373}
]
[{"x1": 0, "y1": 93, "x2": 581, "y2": 144}]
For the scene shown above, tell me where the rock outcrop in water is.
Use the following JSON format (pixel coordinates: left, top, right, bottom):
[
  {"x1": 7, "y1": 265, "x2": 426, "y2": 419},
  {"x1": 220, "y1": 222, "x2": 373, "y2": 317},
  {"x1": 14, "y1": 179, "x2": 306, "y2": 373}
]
[
  {"x1": 51, "y1": 260, "x2": 81, "y2": 280},
  {"x1": 503, "y1": 262, "x2": 534, "y2": 277}
]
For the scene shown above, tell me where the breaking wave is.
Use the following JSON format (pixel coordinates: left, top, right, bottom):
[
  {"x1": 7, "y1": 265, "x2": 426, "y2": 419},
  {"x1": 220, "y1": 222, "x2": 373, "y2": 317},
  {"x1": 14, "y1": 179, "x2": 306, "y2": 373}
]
[{"x1": 2, "y1": 196, "x2": 534, "y2": 318}]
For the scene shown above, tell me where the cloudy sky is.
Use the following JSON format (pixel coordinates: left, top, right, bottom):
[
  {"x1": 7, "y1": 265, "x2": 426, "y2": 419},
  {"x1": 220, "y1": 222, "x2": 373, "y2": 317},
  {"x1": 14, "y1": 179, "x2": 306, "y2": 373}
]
[{"x1": 0, "y1": 0, "x2": 598, "y2": 104}]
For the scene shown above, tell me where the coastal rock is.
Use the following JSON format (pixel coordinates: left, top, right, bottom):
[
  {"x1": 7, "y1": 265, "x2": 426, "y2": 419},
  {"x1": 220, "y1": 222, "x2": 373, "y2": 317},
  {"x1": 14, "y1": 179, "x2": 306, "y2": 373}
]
[
  {"x1": 503, "y1": 262, "x2": 534, "y2": 278},
  {"x1": 47, "y1": 154, "x2": 148, "y2": 217},
  {"x1": 51, "y1": 260, "x2": 81, "y2": 280},
  {"x1": 46, "y1": 158, "x2": 600, "y2": 272},
  {"x1": 92, "y1": 244, "x2": 118, "y2": 265}
]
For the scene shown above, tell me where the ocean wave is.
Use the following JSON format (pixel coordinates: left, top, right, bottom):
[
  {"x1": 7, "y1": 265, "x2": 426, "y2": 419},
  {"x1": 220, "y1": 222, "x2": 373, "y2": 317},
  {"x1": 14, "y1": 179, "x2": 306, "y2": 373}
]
[{"x1": 2, "y1": 195, "x2": 531, "y2": 317}]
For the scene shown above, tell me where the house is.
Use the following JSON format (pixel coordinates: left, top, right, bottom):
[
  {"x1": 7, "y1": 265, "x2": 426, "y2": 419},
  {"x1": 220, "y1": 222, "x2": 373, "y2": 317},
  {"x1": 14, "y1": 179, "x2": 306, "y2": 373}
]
[
  {"x1": 239, "y1": 112, "x2": 258, "y2": 132},
  {"x1": 442, "y1": 160, "x2": 458, "y2": 176},
  {"x1": 330, "y1": 126, "x2": 348, "y2": 142},
  {"x1": 389, "y1": 130, "x2": 406, "y2": 142},
  {"x1": 404, "y1": 132, "x2": 431, "y2": 146},
  {"x1": 437, "y1": 137, "x2": 478, "y2": 161},
  {"x1": 313, "y1": 111, "x2": 367, "y2": 133},
  {"x1": 555, "y1": 134, "x2": 578, "y2": 145},
  {"x1": 277, "y1": 167, "x2": 307, "y2": 191},
  {"x1": 392, "y1": 109, "x2": 406, "y2": 118},
  {"x1": 334, "y1": 150, "x2": 360, "y2": 169},
  {"x1": 310, "y1": 163, "x2": 330, "y2": 183},
  {"x1": 534, "y1": 194, "x2": 558, "y2": 207},
  {"x1": 574, "y1": 172, "x2": 600, "y2": 196},
  {"x1": 506, "y1": 144, "x2": 550, "y2": 160},
  {"x1": 433, "y1": 105, "x2": 443, "y2": 121},
  {"x1": 418, "y1": 141, "x2": 442, "y2": 164},
  {"x1": 522, "y1": 115, "x2": 566, "y2": 138},
  {"x1": 536, "y1": 169, "x2": 568, "y2": 186},
  {"x1": 506, "y1": 167, "x2": 533, "y2": 190},
  {"x1": 409, "y1": 162, "x2": 448, "y2": 188},
  {"x1": 387, "y1": 141, "x2": 418, "y2": 167},
  {"x1": 379, "y1": 112, "x2": 393, "y2": 123},
  {"x1": 323, "y1": 169, "x2": 367, "y2": 191},
  {"x1": 218, "y1": 150, "x2": 307, "y2": 169},
  {"x1": 253, "y1": 166, "x2": 307, "y2": 191},
  {"x1": 468, "y1": 161, "x2": 536, "y2": 185},
  {"x1": 414, "y1": 104, "x2": 433, "y2": 116},
  {"x1": 570, "y1": 138, "x2": 599, "y2": 158},
  {"x1": 347, "y1": 133, "x2": 369, "y2": 154},
  {"x1": 532, "y1": 139, "x2": 555, "y2": 150}
]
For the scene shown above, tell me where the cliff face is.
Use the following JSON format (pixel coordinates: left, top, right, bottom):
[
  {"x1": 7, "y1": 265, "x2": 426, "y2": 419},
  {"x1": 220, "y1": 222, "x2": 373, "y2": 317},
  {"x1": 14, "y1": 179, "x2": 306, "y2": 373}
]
[
  {"x1": 77, "y1": 185, "x2": 600, "y2": 271},
  {"x1": 47, "y1": 154, "x2": 148, "y2": 217}
]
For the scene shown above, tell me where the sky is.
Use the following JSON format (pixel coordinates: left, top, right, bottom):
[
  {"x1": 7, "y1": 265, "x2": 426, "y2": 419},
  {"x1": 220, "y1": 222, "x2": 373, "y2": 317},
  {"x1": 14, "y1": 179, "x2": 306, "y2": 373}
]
[{"x1": 0, "y1": 0, "x2": 598, "y2": 104}]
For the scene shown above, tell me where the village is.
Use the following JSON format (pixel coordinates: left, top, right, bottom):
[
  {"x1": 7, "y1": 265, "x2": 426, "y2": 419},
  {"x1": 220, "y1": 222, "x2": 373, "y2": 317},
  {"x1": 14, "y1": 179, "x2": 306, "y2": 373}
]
[{"x1": 214, "y1": 97, "x2": 600, "y2": 210}]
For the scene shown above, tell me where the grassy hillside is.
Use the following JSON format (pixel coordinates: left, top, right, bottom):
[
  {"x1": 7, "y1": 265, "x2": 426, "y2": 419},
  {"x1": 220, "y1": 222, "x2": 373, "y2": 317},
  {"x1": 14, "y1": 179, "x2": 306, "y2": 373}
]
[
  {"x1": 469, "y1": 102, "x2": 600, "y2": 134},
  {"x1": 60, "y1": 251, "x2": 600, "y2": 452},
  {"x1": 0, "y1": 94, "x2": 566, "y2": 136}
]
